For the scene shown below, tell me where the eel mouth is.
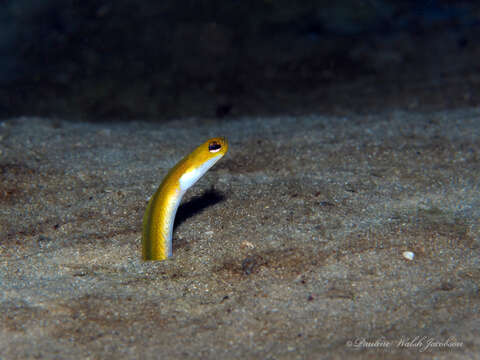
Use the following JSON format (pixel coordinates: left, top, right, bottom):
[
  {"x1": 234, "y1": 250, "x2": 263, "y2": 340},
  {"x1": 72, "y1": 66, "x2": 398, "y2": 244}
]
[{"x1": 208, "y1": 141, "x2": 222, "y2": 153}]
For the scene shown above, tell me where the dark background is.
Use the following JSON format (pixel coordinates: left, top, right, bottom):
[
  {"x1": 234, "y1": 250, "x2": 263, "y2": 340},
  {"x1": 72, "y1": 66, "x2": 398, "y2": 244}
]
[{"x1": 1, "y1": 0, "x2": 479, "y2": 121}]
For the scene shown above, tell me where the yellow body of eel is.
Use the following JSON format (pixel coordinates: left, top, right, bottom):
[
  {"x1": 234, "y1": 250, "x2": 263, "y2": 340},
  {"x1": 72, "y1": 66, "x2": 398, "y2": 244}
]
[{"x1": 142, "y1": 137, "x2": 228, "y2": 261}]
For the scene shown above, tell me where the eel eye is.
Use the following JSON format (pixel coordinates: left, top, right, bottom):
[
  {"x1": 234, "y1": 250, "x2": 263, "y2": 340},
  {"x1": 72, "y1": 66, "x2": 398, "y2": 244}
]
[{"x1": 208, "y1": 141, "x2": 222, "y2": 153}]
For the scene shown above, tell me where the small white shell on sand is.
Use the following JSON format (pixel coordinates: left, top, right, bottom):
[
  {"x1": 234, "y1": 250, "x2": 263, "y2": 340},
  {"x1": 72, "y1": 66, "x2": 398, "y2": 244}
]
[
  {"x1": 402, "y1": 251, "x2": 415, "y2": 261},
  {"x1": 240, "y1": 240, "x2": 255, "y2": 249}
]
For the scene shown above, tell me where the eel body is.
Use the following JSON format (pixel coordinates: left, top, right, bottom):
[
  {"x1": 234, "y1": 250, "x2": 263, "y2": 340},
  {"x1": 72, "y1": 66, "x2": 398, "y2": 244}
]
[{"x1": 142, "y1": 137, "x2": 228, "y2": 261}]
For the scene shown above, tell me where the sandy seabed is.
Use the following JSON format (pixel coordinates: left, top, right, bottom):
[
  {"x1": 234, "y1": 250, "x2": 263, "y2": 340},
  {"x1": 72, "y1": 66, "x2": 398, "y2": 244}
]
[{"x1": 0, "y1": 109, "x2": 479, "y2": 359}]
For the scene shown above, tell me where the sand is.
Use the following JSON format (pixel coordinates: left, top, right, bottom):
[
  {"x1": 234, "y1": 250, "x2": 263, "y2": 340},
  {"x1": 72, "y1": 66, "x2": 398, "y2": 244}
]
[{"x1": 0, "y1": 109, "x2": 479, "y2": 359}]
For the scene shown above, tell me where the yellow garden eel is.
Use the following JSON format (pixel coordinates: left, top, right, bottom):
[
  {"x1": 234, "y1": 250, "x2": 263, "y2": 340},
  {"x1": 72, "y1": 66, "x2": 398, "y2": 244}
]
[{"x1": 142, "y1": 137, "x2": 228, "y2": 261}]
